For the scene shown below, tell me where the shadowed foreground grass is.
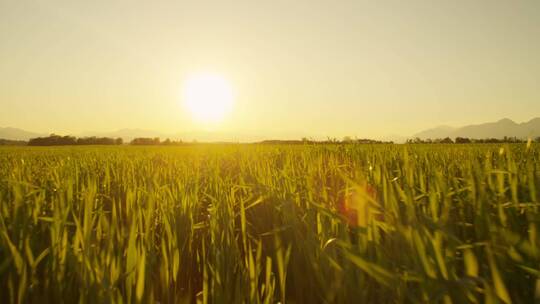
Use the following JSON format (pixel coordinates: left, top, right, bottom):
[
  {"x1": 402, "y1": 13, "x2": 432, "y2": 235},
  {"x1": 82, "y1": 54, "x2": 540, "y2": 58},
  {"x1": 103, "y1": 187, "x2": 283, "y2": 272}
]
[{"x1": 0, "y1": 144, "x2": 539, "y2": 303}]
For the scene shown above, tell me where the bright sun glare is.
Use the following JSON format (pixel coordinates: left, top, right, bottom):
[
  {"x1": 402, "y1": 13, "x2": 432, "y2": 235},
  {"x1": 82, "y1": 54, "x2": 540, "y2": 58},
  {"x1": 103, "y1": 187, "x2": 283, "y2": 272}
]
[{"x1": 183, "y1": 73, "x2": 234, "y2": 123}]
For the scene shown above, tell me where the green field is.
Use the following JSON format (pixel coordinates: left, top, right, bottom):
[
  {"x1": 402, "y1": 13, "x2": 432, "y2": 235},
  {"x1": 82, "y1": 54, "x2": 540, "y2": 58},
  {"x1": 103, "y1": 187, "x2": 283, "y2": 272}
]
[{"x1": 0, "y1": 144, "x2": 539, "y2": 303}]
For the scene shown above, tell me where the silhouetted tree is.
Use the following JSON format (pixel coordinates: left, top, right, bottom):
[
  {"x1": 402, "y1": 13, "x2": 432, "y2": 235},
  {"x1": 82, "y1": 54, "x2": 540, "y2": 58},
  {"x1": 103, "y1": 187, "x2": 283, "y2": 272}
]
[
  {"x1": 455, "y1": 137, "x2": 471, "y2": 144},
  {"x1": 440, "y1": 137, "x2": 454, "y2": 144},
  {"x1": 28, "y1": 134, "x2": 76, "y2": 146},
  {"x1": 76, "y1": 137, "x2": 118, "y2": 145}
]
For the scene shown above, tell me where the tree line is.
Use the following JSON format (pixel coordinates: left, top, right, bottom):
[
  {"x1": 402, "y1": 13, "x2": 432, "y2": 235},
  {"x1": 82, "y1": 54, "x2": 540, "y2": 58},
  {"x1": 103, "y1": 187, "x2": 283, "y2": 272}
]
[
  {"x1": 2, "y1": 134, "x2": 539, "y2": 146},
  {"x1": 130, "y1": 138, "x2": 184, "y2": 145},
  {"x1": 27, "y1": 135, "x2": 123, "y2": 146},
  {"x1": 406, "y1": 136, "x2": 540, "y2": 144},
  {"x1": 260, "y1": 137, "x2": 394, "y2": 145},
  {"x1": 25, "y1": 135, "x2": 185, "y2": 146}
]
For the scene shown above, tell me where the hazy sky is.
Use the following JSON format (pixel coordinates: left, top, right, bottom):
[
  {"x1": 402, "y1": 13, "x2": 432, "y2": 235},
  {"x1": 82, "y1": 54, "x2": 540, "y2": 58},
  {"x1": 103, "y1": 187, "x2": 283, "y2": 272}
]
[{"x1": 1, "y1": 0, "x2": 539, "y2": 139}]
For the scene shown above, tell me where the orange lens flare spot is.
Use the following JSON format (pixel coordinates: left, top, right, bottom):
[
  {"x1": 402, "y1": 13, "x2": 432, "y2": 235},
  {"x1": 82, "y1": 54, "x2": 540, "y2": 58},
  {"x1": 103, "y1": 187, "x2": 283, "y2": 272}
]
[{"x1": 338, "y1": 183, "x2": 382, "y2": 227}]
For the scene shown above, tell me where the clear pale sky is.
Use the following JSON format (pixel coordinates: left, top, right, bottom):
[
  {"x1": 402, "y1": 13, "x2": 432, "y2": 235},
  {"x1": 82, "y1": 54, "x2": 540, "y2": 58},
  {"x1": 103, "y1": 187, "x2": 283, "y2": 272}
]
[{"x1": 1, "y1": 0, "x2": 539, "y2": 139}]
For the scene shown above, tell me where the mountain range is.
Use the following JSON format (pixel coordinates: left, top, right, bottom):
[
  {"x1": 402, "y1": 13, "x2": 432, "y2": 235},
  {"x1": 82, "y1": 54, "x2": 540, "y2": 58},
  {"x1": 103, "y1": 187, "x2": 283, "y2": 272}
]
[
  {"x1": 1, "y1": 117, "x2": 539, "y2": 142},
  {"x1": 413, "y1": 118, "x2": 540, "y2": 140}
]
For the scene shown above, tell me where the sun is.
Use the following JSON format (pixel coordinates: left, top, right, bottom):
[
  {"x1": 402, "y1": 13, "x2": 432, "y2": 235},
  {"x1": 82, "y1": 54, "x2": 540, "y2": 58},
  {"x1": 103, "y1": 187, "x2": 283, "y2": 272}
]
[{"x1": 182, "y1": 73, "x2": 234, "y2": 123}]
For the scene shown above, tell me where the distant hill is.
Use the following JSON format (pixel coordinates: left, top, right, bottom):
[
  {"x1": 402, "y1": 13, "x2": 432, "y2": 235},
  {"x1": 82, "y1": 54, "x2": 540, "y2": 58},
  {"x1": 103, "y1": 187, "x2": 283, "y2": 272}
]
[
  {"x1": 413, "y1": 126, "x2": 456, "y2": 140},
  {"x1": 414, "y1": 118, "x2": 540, "y2": 139},
  {"x1": 0, "y1": 127, "x2": 45, "y2": 141}
]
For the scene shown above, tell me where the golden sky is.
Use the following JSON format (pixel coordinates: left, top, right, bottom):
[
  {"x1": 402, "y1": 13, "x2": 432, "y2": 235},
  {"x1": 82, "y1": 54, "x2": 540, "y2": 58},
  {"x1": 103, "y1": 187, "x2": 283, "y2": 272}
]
[{"x1": 1, "y1": 0, "x2": 539, "y2": 140}]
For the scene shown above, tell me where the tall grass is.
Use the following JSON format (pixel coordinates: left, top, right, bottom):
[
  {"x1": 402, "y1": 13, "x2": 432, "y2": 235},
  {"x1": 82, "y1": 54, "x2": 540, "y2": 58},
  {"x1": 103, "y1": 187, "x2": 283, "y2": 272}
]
[{"x1": 0, "y1": 144, "x2": 538, "y2": 303}]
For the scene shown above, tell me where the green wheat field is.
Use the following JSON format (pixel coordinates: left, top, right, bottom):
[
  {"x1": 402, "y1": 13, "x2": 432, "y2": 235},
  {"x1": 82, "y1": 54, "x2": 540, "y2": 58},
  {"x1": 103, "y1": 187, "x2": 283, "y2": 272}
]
[{"x1": 1, "y1": 143, "x2": 539, "y2": 303}]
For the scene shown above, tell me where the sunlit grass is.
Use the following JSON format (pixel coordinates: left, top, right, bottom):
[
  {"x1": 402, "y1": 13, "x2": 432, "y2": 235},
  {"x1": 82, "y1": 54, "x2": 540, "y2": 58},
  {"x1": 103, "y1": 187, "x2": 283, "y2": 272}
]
[{"x1": 0, "y1": 143, "x2": 538, "y2": 303}]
